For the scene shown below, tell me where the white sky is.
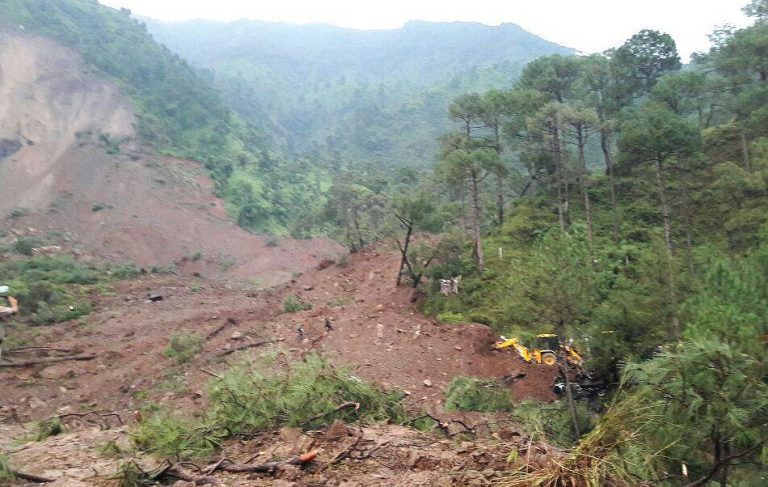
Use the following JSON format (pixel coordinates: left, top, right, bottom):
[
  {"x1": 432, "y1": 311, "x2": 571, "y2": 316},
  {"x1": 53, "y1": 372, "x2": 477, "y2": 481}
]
[{"x1": 99, "y1": 0, "x2": 751, "y2": 60}]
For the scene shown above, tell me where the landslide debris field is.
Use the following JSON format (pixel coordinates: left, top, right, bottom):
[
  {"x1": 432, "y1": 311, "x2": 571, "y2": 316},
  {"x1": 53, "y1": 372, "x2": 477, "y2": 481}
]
[{"x1": 0, "y1": 244, "x2": 560, "y2": 486}]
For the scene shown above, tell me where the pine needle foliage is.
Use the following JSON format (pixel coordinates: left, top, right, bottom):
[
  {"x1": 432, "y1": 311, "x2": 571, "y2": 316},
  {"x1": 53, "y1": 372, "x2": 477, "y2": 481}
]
[
  {"x1": 444, "y1": 376, "x2": 514, "y2": 412},
  {"x1": 132, "y1": 353, "x2": 405, "y2": 459},
  {"x1": 207, "y1": 353, "x2": 405, "y2": 433}
]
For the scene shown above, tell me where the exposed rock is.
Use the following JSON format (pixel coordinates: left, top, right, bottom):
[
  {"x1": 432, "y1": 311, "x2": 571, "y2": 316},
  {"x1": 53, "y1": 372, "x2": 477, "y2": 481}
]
[{"x1": 423, "y1": 379, "x2": 433, "y2": 387}]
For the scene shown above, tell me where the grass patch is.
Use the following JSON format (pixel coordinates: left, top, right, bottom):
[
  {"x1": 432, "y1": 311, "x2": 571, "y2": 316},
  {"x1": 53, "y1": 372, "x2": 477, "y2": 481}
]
[
  {"x1": 0, "y1": 255, "x2": 138, "y2": 325},
  {"x1": 7, "y1": 207, "x2": 30, "y2": 219},
  {"x1": 436, "y1": 312, "x2": 466, "y2": 324},
  {"x1": 132, "y1": 353, "x2": 405, "y2": 459},
  {"x1": 444, "y1": 376, "x2": 513, "y2": 412},
  {"x1": 283, "y1": 295, "x2": 312, "y2": 313},
  {"x1": 33, "y1": 417, "x2": 63, "y2": 441},
  {"x1": 164, "y1": 333, "x2": 204, "y2": 364},
  {"x1": 0, "y1": 454, "x2": 13, "y2": 483}
]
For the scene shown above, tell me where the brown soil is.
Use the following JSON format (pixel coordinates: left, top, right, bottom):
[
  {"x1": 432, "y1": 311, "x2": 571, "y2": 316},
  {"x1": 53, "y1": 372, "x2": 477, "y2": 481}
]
[
  {"x1": 0, "y1": 244, "x2": 560, "y2": 486},
  {"x1": 0, "y1": 30, "x2": 343, "y2": 286}
]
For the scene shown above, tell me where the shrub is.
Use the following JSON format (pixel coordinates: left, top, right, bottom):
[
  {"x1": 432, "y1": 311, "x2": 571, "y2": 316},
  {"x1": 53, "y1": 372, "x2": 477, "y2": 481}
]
[
  {"x1": 34, "y1": 417, "x2": 63, "y2": 441},
  {"x1": 131, "y1": 410, "x2": 217, "y2": 459},
  {"x1": 444, "y1": 376, "x2": 513, "y2": 412},
  {"x1": 0, "y1": 454, "x2": 13, "y2": 483},
  {"x1": 132, "y1": 353, "x2": 405, "y2": 459},
  {"x1": 436, "y1": 312, "x2": 465, "y2": 324},
  {"x1": 7, "y1": 207, "x2": 30, "y2": 219},
  {"x1": 164, "y1": 333, "x2": 204, "y2": 364},
  {"x1": 13, "y1": 239, "x2": 37, "y2": 256},
  {"x1": 283, "y1": 295, "x2": 312, "y2": 313}
]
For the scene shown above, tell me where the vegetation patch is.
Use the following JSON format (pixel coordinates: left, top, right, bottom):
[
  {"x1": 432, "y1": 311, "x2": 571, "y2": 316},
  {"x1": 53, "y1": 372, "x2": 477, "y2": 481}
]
[
  {"x1": 0, "y1": 255, "x2": 140, "y2": 325},
  {"x1": 283, "y1": 295, "x2": 312, "y2": 313},
  {"x1": 444, "y1": 376, "x2": 513, "y2": 412},
  {"x1": 132, "y1": 353, "x2": 405, "y2": 459},
  {"x1": 164, "y1": 333, "x2": 204, "y2": 364}
]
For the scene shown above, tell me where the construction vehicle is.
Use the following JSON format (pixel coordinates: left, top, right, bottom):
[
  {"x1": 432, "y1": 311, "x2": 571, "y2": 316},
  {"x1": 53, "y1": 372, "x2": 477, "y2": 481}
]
[{"x1": 493, "y1": 333, "x2": 583, "y2": 367}]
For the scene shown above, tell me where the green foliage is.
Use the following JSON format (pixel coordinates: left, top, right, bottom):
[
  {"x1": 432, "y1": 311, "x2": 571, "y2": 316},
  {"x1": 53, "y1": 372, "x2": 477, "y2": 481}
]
[
  {"x1": 512, "y1": 400, "x2": 594, "y2": 447},
  {"x1": 131, "y1": 410, "x2": 217, "y2": 459},
  {"x1": 164, "y1": 333, "x2": 204, "y2": 364},
  {"x1": 435, "y1": 312, "x2": 465, "y2": 324},
  {"x1": 283, "y1": 295, "x2": 312, "y2": 313},
  {"x1": 132, "y1": 353, "x2": 405, "y2": 459},
  {"x1": 444, "y1": 377, "x2": 513, "y2": 412},
  {"x1": 33, "y1": 417, "x2": 63, "y2": 441},
  {"x1": 112, "y1": 461, "x2": 155, "y2": 487},
  {"x1": 0, "y1": 254, "x2": 138, "y2": 325},
  {"x1": 7, "y1": 207, "x2": 30, "y2": 219},
  {"x1": 0, "y1": 454, "x2": 13, "y2": 483},
  {"x1": 12, "y1": 238, "x2": 39, "y2": 256}
]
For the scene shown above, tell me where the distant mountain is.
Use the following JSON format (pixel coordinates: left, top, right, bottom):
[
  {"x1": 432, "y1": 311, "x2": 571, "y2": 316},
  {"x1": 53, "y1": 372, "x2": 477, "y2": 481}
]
[{"x1": 145, "y1": 19, "x2": 574, "y2": 168}]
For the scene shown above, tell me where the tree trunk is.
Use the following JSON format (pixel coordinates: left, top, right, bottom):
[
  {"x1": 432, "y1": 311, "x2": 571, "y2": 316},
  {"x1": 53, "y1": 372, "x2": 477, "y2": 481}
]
[
  {"x1": 496, "y1": 171, "x2": 504, "y2": 227},
  {"x1": 654, "y1": 158, "x2": 679, "y2": 336},
  {"x1": 740, "y1": 129, "x2": 752, "y2": 172},
  {"x1": 601, "y1": 128, "x2": 620, "y2": 240},
  {"x1": 577, "y1": 126, "x2": 594, "y2": 256},
  {"x1": 395, "y1": 215, "x2": 414, "y2": 286},
  {"x1": 679, "y1": 170, "x2": 696, "y2": 275},
  {"x1": 552, "y1": 125, "x2": 566, "y2": 232},
  {"x1": 554, "y1": 125, "x2": 570, "y2": 229},
  {"x1": 470, "y1": 173, "x2": 484, "y2": 270}
]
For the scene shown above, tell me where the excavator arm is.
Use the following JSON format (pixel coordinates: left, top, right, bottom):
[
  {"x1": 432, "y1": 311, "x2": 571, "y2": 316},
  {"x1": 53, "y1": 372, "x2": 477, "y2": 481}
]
[{"x1": 493, "y1": 337, "x2": 532, "y2": 363}]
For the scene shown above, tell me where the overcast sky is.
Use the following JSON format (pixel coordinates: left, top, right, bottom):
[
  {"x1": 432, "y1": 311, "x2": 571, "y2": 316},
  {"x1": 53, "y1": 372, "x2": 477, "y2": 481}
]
[{"x1": 99, "y1": 0, "x2": 751, "y2": 60}]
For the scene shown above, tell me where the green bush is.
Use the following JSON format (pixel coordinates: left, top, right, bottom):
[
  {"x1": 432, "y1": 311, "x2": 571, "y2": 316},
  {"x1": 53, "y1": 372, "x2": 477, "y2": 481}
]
[
  {"x1": 34, "y1": 417, "x2": 63, "y2": 441},
  {"x1": 13, "y1": 238, "x2": 38, "y2": 256},
  {"x1": 133, "y1": 353, "x2": 405, "y2": 459},
  {"x1": 436, "y1": 312, "x2": 465, "y2": 324},
  {"x1": 131, "y1": 410, "x2": 218, "y2": 459},
  {"x1": 0, "y1": 454, "x2": 13, "y2": 483},
  {"x1": 283, "y1": 295, "x2": 312, "y2": 313},
  {"x1": 444, "y1": 376, "x2": 514, "y2": 412},
  {"x1": 7, "y1": 207, "x2": 30, "y2": 219},
  {"x1": 164, "y1": 333, "x2": 204, "y2": 364}
]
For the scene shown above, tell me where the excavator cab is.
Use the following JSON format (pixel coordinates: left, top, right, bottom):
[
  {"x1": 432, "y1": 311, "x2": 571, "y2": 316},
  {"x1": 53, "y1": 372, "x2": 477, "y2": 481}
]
[{"x1": 531, "y1": 333, "x2": 560, "y2": 365}]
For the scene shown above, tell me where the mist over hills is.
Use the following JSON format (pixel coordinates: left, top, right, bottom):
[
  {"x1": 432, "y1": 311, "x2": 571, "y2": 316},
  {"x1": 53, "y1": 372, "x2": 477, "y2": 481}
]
[{"x1": 145, "y1": 18, "x2": 574, "y2": 167}]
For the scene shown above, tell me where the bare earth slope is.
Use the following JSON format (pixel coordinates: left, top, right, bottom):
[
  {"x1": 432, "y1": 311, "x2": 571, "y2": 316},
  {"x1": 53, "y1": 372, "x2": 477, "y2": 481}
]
[
  {"x1": 0, "y1": 245, "x2": 558, "y2": 485},
  {"x1": 0, "y1": 31, "x2": 342, "y2": 284}
]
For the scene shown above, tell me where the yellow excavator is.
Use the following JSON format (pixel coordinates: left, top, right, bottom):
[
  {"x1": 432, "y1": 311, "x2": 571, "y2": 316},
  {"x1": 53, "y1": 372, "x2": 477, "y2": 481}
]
[{"x1": 493, "y1": 333, "x2": 583, "y2": 367}]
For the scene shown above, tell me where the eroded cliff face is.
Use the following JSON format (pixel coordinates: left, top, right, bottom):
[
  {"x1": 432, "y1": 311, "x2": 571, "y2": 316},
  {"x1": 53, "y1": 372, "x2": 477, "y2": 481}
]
[
  {"x1": 0, "y1": 31, "x2": 135, "y2": 212},
  {"x1": 0, "y1": 30, "x2": 342, "y2": 283}
]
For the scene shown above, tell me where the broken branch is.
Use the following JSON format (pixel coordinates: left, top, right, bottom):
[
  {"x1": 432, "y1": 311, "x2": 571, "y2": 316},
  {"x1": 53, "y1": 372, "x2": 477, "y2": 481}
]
[
  {"x1": 216, "y1": 338, "x2": 284, "y2": 357},
  {"x1": 302, "y1": 401, "x2": 360, "y2": 426},
  {"x1": 0, "y1": 354, "x2": 97, "y2": 368}
]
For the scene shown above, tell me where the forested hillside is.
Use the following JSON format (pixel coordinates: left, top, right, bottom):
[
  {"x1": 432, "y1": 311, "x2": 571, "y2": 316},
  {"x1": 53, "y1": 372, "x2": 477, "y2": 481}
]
[
  {"x1": 145, "y1": 19, "x2": 573, "y2": 169},
  {"x1": 379, "y1": 4, "x2": 767, "y2": 484}
]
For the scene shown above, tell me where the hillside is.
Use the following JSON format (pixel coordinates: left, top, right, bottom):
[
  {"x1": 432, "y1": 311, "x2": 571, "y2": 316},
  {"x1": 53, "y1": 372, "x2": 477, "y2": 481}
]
[
  {"x1": 0, "y1": 29, "x2": 342, "y2": 283},
  {"x1": 145, "y1": 19, "x2": 574, "y2": 168},
  {"x1": 0, "y1": 0, "x2": 330, "y2": 236},
  {"x1": 0, "y1": 243, "x2": 558, "y2": 485}
]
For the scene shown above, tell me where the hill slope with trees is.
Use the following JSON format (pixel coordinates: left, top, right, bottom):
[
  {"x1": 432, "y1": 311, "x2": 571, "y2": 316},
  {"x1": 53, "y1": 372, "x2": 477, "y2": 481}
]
[{"x1": 145, "y1": 18, "x2": 574, "y2": 169}]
